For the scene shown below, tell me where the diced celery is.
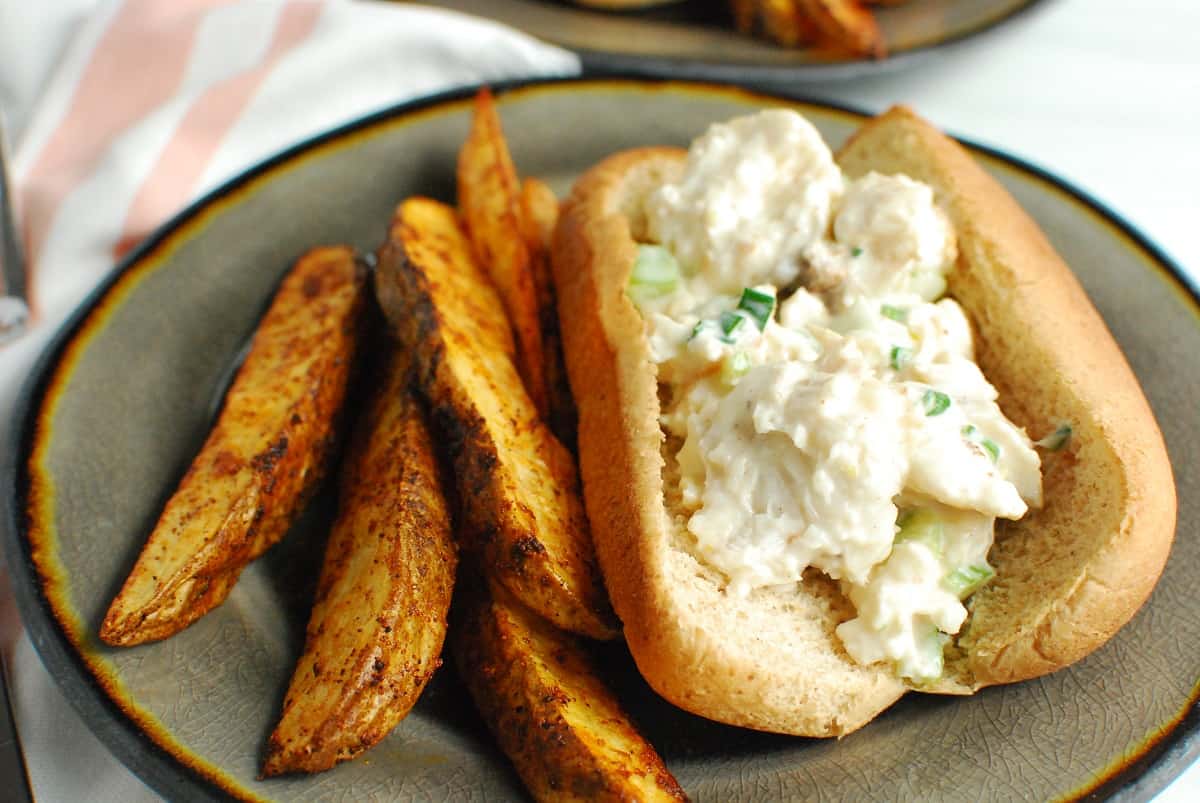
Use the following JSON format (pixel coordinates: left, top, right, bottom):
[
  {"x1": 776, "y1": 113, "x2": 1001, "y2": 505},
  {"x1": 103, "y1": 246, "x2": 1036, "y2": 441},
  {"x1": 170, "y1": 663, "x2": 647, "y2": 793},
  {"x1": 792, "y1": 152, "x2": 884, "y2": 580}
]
[
  {"x1": 942, "y1": 564, "x2": 996, "y2": 599},
  {"x1": 881, "y1": 304, "x2": 908, "y2": 323},
  {"x1": 889, "y1": 345, "x2": 912, "y2": 371},
  {"x1": 720, "y1": 351, "x2": 752, "y2": 386},
  {"x1": 909, "y1": 623, "x2": 949, "y2": 684},
  {"x1": 911, "y1": 271, "x2": 947, "y2": 302},
  {"x1": 628, "y1": 244, "x2": 679, "y2": 303},
  {"x1": 895, "y1": 508, "x2": 944, "y2": 555}
]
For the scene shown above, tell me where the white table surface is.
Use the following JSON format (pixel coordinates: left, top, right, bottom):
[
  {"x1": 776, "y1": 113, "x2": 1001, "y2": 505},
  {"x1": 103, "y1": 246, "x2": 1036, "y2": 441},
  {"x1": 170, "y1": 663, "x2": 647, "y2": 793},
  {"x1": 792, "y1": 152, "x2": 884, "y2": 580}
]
[{"x1": 3, "y1": 0, "x2": 1198, "y2": 799}]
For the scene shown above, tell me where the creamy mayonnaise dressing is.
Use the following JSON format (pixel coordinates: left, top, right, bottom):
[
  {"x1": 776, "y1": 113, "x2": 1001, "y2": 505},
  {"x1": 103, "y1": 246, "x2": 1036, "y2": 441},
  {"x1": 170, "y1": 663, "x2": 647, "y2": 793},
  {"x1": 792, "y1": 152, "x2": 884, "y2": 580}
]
[{"x1": 634, "y1": 110, "x2": 1042, "y2": 681}]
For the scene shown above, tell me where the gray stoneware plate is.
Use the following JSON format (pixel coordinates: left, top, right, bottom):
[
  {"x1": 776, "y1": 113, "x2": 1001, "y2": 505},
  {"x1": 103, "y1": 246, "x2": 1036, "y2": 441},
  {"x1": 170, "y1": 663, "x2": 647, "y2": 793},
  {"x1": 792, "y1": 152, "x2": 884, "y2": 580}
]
[
  {"x1": 426, "y1": 0, "x2": 1050, "y2": 81},
  {"x1": 2, "y1": 79, "x2": 1198, "y2": 802}
]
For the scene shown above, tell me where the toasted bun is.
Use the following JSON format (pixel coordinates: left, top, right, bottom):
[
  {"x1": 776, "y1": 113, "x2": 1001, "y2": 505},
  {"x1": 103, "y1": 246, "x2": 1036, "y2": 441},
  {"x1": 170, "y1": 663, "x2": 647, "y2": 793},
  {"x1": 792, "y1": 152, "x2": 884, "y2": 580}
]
[
  {"x1": 552, "y1": 109, "x2": 1176, "y2": 736},
  {"x1": 838, "y1": 108, "x2": 1176, "y2": 689}
]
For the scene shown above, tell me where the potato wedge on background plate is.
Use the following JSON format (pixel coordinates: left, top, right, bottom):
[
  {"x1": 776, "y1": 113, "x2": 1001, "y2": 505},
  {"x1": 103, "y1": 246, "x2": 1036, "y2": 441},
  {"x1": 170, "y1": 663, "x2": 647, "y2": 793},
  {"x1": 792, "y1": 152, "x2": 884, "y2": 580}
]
[
  {"x1": 374, "y1": 197, "x2": 617, "y2": 640},
  {"x1": 453, "y1": 581, "x2": 687, "y2": 803},
  {"x1": 262, "y1": 344, "x2": 456, "y2": 776},
  {"x1": 520, "y1": 177, "x2": 578, "y2": 451},
  {"x1": 100, "y1": 246, "x2": 366, "y2": 646},
  {"x1": 755, "y1": 0, "x2": 820, "y2": 47},
  {"x1": 796, "y1": 0, "x2": 885, "y2": 57},
  {"x1": 458, "y1": 89, "x2": 549, "y2": 419}
]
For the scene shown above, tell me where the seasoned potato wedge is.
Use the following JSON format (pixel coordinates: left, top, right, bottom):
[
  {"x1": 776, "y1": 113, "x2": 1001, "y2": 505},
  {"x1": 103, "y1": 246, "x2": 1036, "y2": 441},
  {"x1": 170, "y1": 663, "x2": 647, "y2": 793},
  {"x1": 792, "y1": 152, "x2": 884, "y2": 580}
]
[
  {"x1": 731, "y1": 0, "x2": 757, "y2": 33},
  {"x1": 453, "y1": 582, "x2": 687, "y2": 803},
  {"x1": 796, "y1": 0, "x2": 885, "y2": 57},
  {"x1": 520, "y1": 176, "x2": 560, "y2": 322},
  {"x1": 520, "y1": 177, "x2": 577, "y2": 451},
  {"x1": 261, "y1": 345, "x2": 456, "y2": 776},
  {"x1": 375, "y1": 197, "x2": 617, "y2": 640},
  {"x1": 100, "y1": 247, "x2": 365, "y2": 646},
  {"x1": 458, "y1": 88, "x2": 549, "y2": 419},
  {"x1": 758, "y1": 0, "x2": 819, "y2": 47}
]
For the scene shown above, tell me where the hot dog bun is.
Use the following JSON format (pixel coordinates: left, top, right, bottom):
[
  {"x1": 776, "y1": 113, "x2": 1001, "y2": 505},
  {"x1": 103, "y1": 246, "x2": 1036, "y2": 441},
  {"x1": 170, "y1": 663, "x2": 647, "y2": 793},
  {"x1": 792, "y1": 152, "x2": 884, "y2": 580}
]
[{"x1": 551, "y1": 107, "x2": 1176, "y2": 736}]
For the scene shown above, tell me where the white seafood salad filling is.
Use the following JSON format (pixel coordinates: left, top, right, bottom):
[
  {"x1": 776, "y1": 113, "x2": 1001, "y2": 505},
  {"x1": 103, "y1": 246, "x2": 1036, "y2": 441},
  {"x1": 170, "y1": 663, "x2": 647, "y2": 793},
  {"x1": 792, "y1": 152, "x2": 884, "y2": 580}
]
[{"x1": 629, "y1": 109, "x2": 1043, "y2": 682}]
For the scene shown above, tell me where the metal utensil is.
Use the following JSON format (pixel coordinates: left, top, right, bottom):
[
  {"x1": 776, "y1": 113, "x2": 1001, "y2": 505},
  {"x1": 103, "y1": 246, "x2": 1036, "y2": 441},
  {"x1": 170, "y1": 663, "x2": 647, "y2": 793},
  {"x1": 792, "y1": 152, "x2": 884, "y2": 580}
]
[{"x1": 0, "y1": 118, "x2": 30, "y2": 345}]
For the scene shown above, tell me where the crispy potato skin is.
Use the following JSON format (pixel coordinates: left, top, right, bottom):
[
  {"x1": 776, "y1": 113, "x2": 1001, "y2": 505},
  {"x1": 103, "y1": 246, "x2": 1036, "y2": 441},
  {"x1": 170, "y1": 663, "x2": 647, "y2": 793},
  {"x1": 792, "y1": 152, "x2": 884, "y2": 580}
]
[
  {"x1": 261, "y1": 345, "x2": 456, "y2": 776},
  {"x1": 520, "y1": 177, "x2": 578, "y2": 452},
  {"x1": 453, "y1": 583, "x2": 687, "y2": 803},
  {"x1": 374, "y1": 197, "x2": 617, "y2": 640},
  {"x1": 100, "y1": 247, "x2": 365, "y2": 646},
  {"x1": 458, "y1": 89, "x2": 549, "y2": 419}
]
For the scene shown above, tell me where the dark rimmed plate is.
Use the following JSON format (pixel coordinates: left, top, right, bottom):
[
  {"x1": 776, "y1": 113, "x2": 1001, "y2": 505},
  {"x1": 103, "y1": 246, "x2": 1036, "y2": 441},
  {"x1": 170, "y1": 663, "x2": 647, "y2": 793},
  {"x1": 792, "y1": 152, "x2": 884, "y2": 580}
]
[
  {"x1": 427, "y1": 0, "x2": 1051, "y2": 82},
  {"x1": 2, "y1": 78, "x2": 1198, "y2": 802}
]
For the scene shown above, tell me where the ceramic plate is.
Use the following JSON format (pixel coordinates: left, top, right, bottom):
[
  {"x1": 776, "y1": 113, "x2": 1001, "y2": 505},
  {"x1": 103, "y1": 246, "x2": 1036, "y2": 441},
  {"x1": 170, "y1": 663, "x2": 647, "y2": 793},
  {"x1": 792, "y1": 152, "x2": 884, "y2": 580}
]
[
  {"x1": 3, "y1": 79, "x2": 1198, "y2": 802},
  {"x1": 427, "y1": 0, "x2": 1049, "y2": 81}
]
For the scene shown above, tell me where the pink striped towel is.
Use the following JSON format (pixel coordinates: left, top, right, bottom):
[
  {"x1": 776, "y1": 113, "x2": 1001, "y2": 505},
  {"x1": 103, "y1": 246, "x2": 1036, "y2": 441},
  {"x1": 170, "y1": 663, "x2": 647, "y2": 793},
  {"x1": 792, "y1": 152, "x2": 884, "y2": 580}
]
[{"x1": 0, "y1": 1, "x2": 576, "y2": 799}]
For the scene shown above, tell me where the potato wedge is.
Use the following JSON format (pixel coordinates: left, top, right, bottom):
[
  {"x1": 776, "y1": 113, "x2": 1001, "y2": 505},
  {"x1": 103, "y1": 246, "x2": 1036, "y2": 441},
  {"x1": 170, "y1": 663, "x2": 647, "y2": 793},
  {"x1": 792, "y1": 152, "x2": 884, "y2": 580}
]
[
  {"x1": 731, "y1": 0, "x2": 757, "y2": 33},
  {"x1": 261, "y1": 344, "x2": 456, "y2": 776},
  {"x1": 796, "y1": 0, "x2": 885, "y2": 57},
  {"x1": 520, "y1": 177, "x2": 577, "y2": 451},
  {"x1": 520, "y1": 177, "x2": 559, "y2": 320},
  {"x1": 100, "y1": 247, "x2": 366, "y2": 646},
  {"x1": 453, "y1": 582, "x2": 687, "y2": 803},
  {"x1": 458, "y1": 88, "x2": 549, "y2": 419},
  {"x1": 758, "y1": 0, "x2": 819, "y2": 47},
  {"x1": 375, "y1": 197, "x2": 617, "y2": 640}
]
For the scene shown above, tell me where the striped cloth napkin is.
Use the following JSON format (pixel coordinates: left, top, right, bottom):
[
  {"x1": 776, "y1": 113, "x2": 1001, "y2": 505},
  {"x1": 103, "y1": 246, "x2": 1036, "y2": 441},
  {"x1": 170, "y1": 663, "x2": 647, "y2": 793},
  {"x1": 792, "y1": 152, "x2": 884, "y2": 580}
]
[{"x1": 0, "y1": 1, "x2": 577, "y2": 798}]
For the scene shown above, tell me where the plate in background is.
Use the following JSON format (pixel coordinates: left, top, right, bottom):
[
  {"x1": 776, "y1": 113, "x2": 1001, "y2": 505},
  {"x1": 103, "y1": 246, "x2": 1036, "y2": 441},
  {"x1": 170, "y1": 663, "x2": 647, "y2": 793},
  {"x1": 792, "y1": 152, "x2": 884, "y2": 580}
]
[
  {"x1": 426, "y1": 0, "x2": 1050, "y2": 81},
  {"x1": 2, "y1": 78, "x2": 1198, "y2": 801}
]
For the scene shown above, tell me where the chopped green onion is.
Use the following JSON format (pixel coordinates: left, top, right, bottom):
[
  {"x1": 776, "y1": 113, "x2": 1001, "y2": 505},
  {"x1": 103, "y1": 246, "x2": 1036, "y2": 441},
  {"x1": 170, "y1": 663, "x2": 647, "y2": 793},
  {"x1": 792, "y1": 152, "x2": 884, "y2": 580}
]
[
  {"x1": 736, "y1": 287, "x2": 775, "y2": 330},
  {"x1": 962, "y1": 425, "x2": 1000, "y2": 462},
  {"x1": 1036, "y1": 423, "x2": 1073, "y2": 451},
  {"x1": 689, "y1": 289, "x2": 773, "y2": 346},
  {"x1": 720, "y1": 351, "x2": 752, "y2": 386},
  {"x1": 895, "y1": 508, "x2": 944, "y2": 555},
  {"x1": 889, "y1": 345, "x2": 912, "y2": 371},
  {"x1": 922, "y1": 389, "x2": 951, "y2": 416},
  {"x1": 881, "y1": 304, "x2": 908, "y2": 323},
  {"x1": 851, "y1": 246, "x2": 864, "y2": 258},
  {"x1": 719, "y1": 310, "x2": 745, "y2": 339},
  {"x1": 628, "y1": 245, "x2": 679, "y2": 303},
  {"x1": 689, "y1": 311, "x2": 750, "y2": 344},
  {"x1": 942, "y1": 564, "x2": 996, "y2": 599}
]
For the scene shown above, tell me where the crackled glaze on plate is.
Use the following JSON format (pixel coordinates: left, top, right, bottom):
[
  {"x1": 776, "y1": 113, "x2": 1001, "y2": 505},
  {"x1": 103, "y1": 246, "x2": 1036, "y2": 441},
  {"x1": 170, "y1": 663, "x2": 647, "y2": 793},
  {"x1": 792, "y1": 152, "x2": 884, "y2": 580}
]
[{"x1": 2, "y1": 79, "x2": 1197, "y2": 802}]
